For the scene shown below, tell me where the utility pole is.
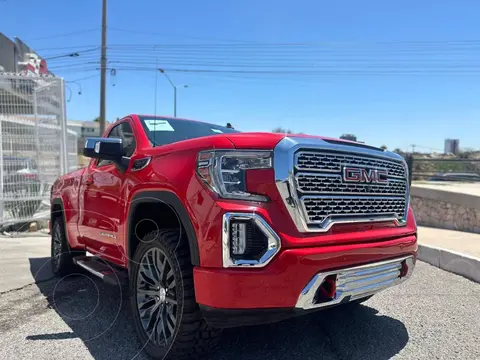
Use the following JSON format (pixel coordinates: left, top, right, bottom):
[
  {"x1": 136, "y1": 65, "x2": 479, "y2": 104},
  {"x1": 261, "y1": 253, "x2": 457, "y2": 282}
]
[{"x1": 99, "y1": 0, "x2": 107, "y2": 136}]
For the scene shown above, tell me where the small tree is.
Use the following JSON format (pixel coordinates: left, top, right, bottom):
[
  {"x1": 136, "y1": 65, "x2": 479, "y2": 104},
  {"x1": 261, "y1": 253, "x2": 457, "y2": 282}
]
[
  {"x1": 272, "y1": 127, "x2": 292, "y2": 134},
  {"x1": 393, "y1": 148, "x2": 403, "y2": 154},
  {"x1": 340, "y1": 134, "x2": 357, "y2": 142},
  {"x1": 380, "y1": 145, "x2": 388, "y2": 150},
  {"x1": 93, "y1": 116, "x2": 100, "y2": 122}
]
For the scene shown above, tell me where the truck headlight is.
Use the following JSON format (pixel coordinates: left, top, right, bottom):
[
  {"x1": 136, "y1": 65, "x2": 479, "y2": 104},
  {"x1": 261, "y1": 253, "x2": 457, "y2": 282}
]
[{"x1": 196, "y1": 150, "x2": 272, "y2": 202}]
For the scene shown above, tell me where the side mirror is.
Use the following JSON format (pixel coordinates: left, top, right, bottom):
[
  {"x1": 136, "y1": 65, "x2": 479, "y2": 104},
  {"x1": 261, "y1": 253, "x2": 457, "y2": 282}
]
[{"x1": 83, "y1": 137, "x2": 123, "y2": 161}]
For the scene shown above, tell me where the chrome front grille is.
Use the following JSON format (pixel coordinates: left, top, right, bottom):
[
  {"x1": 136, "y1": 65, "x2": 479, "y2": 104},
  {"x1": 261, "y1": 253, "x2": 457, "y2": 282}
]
[
  {"x1": 294, "y1": 150, "x2": 408, "y2": 229},
  {"x1": 274, "y1": 137, "x2": 410, "y2": 233}
]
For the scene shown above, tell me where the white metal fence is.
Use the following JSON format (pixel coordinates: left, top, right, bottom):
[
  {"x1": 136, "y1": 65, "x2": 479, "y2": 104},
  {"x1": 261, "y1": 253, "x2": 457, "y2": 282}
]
[{"x1": 0, "y1": 73, "x2": 77, "y2": 227}]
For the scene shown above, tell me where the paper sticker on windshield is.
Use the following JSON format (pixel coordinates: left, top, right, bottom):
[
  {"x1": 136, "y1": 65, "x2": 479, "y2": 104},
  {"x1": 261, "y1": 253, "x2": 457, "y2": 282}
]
[
  {"x1": 211, "y1": 128, "x2": 223, "y2": 133},
  {"x1": 144, "y1": 119, "x2": 174, "y2": 132}
]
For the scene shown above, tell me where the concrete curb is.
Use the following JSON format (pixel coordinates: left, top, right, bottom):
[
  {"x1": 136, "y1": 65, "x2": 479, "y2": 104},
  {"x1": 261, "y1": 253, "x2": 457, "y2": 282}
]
[{"x1": 418, "y1": 244, "x2": 480, "y2": 283}]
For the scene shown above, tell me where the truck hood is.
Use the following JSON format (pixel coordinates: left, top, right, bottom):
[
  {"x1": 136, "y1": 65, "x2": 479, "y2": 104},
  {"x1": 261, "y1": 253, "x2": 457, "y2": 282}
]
[{"x1": 224, "y1": 132, "x2": 375, "y2": 150}]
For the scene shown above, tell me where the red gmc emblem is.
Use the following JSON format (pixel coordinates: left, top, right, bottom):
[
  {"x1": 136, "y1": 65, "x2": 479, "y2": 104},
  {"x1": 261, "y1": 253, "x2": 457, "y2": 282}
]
[{"x1": 343, "y1": 167, "x2": 388, "y2": 184}]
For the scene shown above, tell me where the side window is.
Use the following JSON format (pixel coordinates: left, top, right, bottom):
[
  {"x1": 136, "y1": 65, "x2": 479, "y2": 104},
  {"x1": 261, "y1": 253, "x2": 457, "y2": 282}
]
[
  {"x1": 97, "y1": 121, "x2": 136, "y2": 167},
  {"x1": 119, "y1": 122, "x2": 136, "y2": 157}
]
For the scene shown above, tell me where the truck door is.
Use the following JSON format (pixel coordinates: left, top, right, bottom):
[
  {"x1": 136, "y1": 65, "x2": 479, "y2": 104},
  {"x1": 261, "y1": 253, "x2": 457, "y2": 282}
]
[{"x1": 78, "y1": 120, "x2": 137, "y2": 264}]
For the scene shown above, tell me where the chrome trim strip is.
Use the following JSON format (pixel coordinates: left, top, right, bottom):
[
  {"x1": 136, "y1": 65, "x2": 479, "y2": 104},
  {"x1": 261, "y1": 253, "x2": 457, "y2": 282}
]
[
  {"x1": 295, "y1": 256, "x2": 415, "y2": 310},
  {"x1": 74, "y1": 259, "x2": 105, "y2": 280},
  {"x1": 274, "y1": 136, "x2": 410, "y2": 233},
  {"x1": 222, "y1": 212, "x2": 281, "y2": 268}
]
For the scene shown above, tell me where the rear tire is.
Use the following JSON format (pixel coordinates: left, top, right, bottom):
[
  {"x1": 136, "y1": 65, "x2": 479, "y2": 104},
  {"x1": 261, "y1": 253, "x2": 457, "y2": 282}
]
[
  {"x1": 130, "y1": 229, "x2": 221, "y2": 360},
  {"x1": 50, "y1": 216, "x2": 85, "y2": 276}
]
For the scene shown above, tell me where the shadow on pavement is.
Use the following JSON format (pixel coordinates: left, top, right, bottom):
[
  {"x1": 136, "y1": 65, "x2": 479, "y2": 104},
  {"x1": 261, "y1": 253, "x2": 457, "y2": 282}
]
[
  {"x1": 29, "y1": 257, "x2": 409, "y2": 360},
  {"x1": 29, "y1": 257, "x2": 54, "y2": 283}
]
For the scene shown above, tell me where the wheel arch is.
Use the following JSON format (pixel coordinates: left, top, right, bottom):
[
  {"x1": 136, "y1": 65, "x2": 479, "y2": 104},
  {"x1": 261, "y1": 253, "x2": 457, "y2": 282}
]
[
  {"x1": 126, "y1": 191, "x2": 200, "y2": 267},
  {"x1": 51, "y1": 198, "x2": 65, "y2": 223},
  {"x1": 50, "y1": 197, "x2": 70, "y2": 244}
]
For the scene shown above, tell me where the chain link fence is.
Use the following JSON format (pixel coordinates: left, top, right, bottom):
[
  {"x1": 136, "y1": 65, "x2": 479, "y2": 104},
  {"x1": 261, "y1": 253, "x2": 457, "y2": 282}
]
[{"x1": 0, "y1": 73, "x2": 77, "y2": 228}]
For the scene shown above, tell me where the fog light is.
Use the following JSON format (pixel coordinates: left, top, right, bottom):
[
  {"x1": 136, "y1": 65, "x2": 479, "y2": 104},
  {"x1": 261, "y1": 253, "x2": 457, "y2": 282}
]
[
  {"x1": 231, "y1": 222, "x2": 247, "y2": 255},
  {"x1": 222, "y1": 213, "x2": 281, "y2": 268}
]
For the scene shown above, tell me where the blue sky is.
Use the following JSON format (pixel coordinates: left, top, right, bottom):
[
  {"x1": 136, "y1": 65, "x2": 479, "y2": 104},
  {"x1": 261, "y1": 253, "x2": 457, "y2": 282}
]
[{"x1": 2, "y1": 0, "x2": 479, "y2": 151}]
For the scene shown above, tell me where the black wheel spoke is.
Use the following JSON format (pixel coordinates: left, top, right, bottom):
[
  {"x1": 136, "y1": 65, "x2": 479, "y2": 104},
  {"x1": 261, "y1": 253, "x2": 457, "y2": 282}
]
[
  {"x1": 159, "y1": 317, "x2": 168, "y2": 343},
  {"x1": 165, "y1": 295, "x2": 177, "y2": 305},
  {"x1": 156, "y1": 251, "x2": 166, "y2": 284},
  {"x1": 140, "y1": 261, "x2": 158, "y2": 286},
  {"x1": 166, "y1": 269, "x2": 174, "y2": 282},
  {"x1": 167, "y1": 279, "x2": 176, "y2": 289},
  {"x1": 137, "y1": 295, "x2": 155, "y2": 310},
  {"x1": 138, "y1": 268, "x2": 157, "y2": 287},
  {"x1": 138, "y1": 288, "x2": 161, "y2": 297},
  {"x1": 153, "y1": 305, "x2": 163, "y2": 344},
  {"x1": 167, "y1": 317, "x2": 175, "y2": 334},
  {"x1": 146, "y1": 252, "x2": 161, "y2": 284},
  {"x1": 140, "y1": 300, "x2": 160, "y2": 330},
  {"x1": 167, "y1": 307, "x2": 176, "y2": 329}
]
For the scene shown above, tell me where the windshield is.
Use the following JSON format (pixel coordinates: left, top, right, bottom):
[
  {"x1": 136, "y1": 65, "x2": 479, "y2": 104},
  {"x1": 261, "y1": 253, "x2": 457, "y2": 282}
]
[{"x1": 138, "y1": 116, "x2": 239, "y2": 147}]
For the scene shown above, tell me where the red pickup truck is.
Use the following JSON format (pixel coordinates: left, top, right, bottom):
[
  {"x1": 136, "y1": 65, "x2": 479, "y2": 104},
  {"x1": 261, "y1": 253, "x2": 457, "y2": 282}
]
[{"x1": 50, "y1": 114, "x2": 417, "y2": 360}]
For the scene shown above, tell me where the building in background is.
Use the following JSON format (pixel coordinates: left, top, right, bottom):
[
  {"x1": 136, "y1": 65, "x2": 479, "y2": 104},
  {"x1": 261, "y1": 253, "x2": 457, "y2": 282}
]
[
  {"x1": 0, "y1": 33, "x2": 52, "y2": 76},
  {"x1": 444, "y1": 139, "x2": 460, "y2": 155},
  {"x1": 68, "y1": 120, "x2": 111, "y2": 153}
]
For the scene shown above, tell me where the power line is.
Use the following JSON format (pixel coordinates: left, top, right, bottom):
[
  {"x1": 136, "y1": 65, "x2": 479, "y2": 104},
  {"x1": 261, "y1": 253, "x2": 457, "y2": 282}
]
[
  {"x1": 104, "y1": 59, "x2": 480, "y2": 69},
  {"x1": 35, "y1": 45, "x2": 99, "y2": 51},
  {"x1": 108, "y1": 27, "x2": 260, "y2": 44},
  {"x1": 34, "y1": 41, "x2": 480, "y2": 58},
  {"x1": 105, "y1": 35, "x2": 480, "y2": 46},
  {"x1": 44, "y1": 47, "x2": 99, "y2": 60},
  {"x1": 47, "y1": 49, "x2": 480, "y2": 74},
  {"x1": 48, "y1": 61, "x2": 480, "y2": 73},
  {"x1": 29, "y1": 28, "x2": 99, "y2": 41},
  {"x1": 66, "y1": 74, "x2": 100, "y2": 82},
  {"x1": 105, "y1": 45, "x2": 480, "y2": 54},
  {"x1": 104, "y1": 66, "x2": 480, "y2": 75}
]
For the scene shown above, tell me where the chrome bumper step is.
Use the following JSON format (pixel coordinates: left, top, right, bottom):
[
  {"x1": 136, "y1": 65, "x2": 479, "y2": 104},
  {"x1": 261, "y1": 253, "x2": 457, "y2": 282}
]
[{"x1": 295, "y1": 256, "x2": 415, "y2": 310}]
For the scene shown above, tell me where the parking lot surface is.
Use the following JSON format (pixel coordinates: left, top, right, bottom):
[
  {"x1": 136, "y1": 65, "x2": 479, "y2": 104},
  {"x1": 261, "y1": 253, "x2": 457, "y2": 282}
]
[{"x1": 0, "y1": 261, "x2": 479, "y2": 360}]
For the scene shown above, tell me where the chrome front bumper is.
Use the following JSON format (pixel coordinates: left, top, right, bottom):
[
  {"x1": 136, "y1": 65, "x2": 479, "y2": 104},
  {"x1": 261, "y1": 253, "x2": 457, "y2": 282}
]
[{"x1": 295, "y1": 256, "x2": 415, "y2": 310}]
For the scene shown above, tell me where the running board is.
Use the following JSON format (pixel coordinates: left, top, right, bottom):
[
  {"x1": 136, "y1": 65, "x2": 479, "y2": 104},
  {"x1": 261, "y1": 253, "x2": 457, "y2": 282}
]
[{"x1": 73, "y1": 256, "x2": 128, "y2": 286}]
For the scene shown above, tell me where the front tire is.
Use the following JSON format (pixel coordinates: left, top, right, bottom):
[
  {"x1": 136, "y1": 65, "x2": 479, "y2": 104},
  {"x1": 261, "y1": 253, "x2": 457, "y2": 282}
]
[
  {"x1": 50, "y1": 216, "x2": 85, "y2": 276},
  {"x1": 130, "y1": 229, "x2": 220, "y2": 360}
]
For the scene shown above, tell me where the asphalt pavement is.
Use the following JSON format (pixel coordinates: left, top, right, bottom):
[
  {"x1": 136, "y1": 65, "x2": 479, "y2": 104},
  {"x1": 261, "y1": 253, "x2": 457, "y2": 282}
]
[{"x1": 0, "y1": 261, "x2": 479, "y2": 360}]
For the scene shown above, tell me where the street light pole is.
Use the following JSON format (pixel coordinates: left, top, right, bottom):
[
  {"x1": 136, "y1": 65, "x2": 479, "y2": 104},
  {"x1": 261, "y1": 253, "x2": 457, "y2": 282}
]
[
  {"x1": 174, "y1": 86, "x2": 177, "y2": 117},
  {"x1": 158, "y1": 69, "x2": 187, "y2": 118}
]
